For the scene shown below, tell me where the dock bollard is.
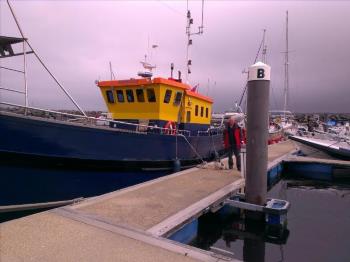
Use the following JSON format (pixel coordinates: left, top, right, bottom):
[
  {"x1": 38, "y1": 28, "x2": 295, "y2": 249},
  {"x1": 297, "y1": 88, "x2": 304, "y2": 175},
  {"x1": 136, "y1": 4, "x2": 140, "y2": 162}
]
[
  {"x1": 173, "y1": 159, "x2": 181, "y2": 172},
  {"x1": 245, "y1": 62, "x2": 271, "y2": 220}
]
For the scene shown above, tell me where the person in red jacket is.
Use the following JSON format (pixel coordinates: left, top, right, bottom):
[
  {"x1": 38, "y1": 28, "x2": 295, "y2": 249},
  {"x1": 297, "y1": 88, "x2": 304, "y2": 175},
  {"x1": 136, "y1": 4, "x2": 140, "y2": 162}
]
[{"x1": 223, "y1": 116, "x2": 245, "y2": 171}]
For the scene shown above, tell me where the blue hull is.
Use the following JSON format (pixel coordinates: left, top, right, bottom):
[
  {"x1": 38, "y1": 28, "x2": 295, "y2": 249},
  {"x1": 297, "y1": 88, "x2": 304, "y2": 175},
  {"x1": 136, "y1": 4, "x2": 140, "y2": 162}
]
[{"x1": 0, "y1": 112, "x2": 224, "y2": 169}]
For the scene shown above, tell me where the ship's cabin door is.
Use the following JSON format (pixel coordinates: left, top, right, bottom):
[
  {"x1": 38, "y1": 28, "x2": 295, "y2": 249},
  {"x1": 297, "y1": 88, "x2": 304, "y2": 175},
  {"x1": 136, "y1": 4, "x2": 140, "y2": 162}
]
[{"x1": 186, "y1": 111, "x2": 191, "y2": 123}]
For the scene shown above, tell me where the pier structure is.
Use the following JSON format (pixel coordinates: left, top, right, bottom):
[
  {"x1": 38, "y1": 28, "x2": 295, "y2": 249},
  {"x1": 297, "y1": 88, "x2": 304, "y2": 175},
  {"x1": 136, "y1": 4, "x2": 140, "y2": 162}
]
[{"x1": 1, "y1": 141, "x2": 298, "y2": 262}]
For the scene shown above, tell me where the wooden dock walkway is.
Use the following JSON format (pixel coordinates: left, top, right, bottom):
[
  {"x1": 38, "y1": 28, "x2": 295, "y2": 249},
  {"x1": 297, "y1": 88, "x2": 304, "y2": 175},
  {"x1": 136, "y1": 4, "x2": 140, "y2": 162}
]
[{"x1": 0, "y1": 140, "x2": 298, "y2": 262}]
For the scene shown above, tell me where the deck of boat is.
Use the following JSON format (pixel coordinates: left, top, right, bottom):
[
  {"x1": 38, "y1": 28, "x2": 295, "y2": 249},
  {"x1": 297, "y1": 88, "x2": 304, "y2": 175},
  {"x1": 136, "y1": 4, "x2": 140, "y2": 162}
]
[{"x1": 0, "y1": 140, "x2": 298, "y2": 262}]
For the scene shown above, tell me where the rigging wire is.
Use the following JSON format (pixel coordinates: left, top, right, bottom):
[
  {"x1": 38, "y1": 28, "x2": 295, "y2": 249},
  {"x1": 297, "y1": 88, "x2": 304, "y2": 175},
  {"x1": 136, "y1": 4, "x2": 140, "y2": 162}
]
[{"x1": 156, "y1": 0, "x2": 185, "y2": 17}]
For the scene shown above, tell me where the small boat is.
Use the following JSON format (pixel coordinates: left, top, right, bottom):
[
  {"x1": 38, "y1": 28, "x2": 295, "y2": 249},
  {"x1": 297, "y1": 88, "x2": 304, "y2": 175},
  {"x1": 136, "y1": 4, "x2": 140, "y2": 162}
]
[{"x1": 290, "y1": 134, "x2": 350, "y2": 160}]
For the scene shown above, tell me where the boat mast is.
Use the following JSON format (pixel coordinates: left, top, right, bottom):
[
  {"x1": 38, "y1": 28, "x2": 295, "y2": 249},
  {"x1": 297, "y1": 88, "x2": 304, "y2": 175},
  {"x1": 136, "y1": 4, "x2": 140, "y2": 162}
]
[
  {"x1": 5, "y1": 0, "x2": 28, "y2": 112},
  {"x1": 238, "y1": 29, "x2": 267, "y2": 111},
  {"x1": 283, "y1": 10, "x2": 289, "y2": 119},
  {"x1": 6, "y1": 0, "x2": 87, "y2": 117},
  {"x1": 185, "y1": 0, "x2": 204, "y2": 83}
]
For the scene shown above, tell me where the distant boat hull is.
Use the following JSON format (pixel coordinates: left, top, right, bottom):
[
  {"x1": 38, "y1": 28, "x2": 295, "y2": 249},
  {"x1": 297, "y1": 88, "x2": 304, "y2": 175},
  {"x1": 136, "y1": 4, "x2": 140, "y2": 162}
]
[
  {"x1": 290, "y1": 135, "x2": 350, "y2": 160},
  {"x1": 0, "y1": 112, "x2": 224, "y2": 170}
]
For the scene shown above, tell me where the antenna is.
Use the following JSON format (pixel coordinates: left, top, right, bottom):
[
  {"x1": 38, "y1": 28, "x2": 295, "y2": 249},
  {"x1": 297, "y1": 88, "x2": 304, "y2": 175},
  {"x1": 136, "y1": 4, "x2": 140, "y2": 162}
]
[
  {"x1": 109, "y1": 61, "x2": 116, "y2": 80},
  {"x1": 138, "y1": 39, "x2": 158, "y2": 78},
  {"x1": 206, "y1": 78, "x2": 210, "y2": 96},
  {"x1": 170, "y1": 63, "x2": 174, "y2": 78},
  {"x1": 185, "y1": 0, "x2": 205, "y2": 82}
]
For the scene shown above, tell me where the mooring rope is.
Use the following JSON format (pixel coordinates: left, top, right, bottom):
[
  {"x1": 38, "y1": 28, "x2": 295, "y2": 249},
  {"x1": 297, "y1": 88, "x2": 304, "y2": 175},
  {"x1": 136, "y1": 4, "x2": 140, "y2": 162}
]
[{"x1": 178, "y1": 134, "x2": 206, "y2": 165}]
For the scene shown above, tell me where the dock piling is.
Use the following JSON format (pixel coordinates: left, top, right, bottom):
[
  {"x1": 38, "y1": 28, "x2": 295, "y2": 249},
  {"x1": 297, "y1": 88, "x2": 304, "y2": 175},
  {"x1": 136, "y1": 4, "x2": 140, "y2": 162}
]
[{"x1": 246, "y1": 62, "x2": 271, "y2": 219}]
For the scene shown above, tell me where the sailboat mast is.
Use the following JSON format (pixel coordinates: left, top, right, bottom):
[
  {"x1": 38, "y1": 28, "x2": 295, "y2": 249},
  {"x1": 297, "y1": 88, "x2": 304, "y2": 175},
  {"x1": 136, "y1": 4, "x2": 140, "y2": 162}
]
[{"x1": 283, "y1": 10, "x2": 289, "y2": 117}]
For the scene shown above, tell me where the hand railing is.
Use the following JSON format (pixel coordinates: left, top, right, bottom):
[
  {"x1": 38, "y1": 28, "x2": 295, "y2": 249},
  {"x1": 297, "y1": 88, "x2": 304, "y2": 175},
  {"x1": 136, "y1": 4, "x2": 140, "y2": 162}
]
[{"x1": 197, "y1": 127, "x2": 224, "y2": 136}]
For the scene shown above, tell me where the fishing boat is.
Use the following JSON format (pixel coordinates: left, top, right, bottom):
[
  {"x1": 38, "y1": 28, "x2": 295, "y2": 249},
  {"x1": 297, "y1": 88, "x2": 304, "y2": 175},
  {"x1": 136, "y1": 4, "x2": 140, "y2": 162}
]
[{"x1": 0, "y1": 1, "x2": 223, "y2": 171}]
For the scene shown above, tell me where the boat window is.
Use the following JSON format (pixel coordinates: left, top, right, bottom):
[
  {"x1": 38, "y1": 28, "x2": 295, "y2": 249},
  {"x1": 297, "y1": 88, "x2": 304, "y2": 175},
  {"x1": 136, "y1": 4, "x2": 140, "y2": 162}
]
[
  {"x1": 136, "y1": 89, "x2": 145, "y2": 102},
  {"x1": 106, "y1": 90, "x2": 114, "y2": 103},
  {"x1": 116, "y1": 90, "x2": 125, "y2": 102},
  {"x1": 205, "y1": 107, "x2": 209, "y2": 118},
  {"x1": 147, "y1": 88, "x2": 156, "y2": 102},
  {"x1": 174, "y1": 92, "x2": 182, "y2": 106},
  {"x1": 126, "y1": 89, "x2": 134, "y2": 102},
  {"x1": 195, "y1": 105, "x2": 199, "y2": 116},
  {"x1": 164, "y1": 89, "x2": 172, "y2": 103},
  {"x1": 200, "y1": 106, "x2": 204, "y2": 117}
]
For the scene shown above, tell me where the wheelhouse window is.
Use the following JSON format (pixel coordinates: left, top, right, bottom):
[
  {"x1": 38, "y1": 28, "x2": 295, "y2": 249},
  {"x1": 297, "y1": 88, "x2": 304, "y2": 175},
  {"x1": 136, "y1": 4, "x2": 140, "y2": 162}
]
[
  {"x1": 205, "y1": 107, "x2": 209, "y2": 118},
  {"x1": 200, "y1": 106, "x2": 204, "y2": 117},
  {"x1": 136, "y1": 89, "x2": 145, "y2": 102},
  {"x1": 126, "y1": 89, "x2": 134, "y2": 102},
  {"x1": 106, "y1": 90, "x2": 114, "y2": 103},
  {"x1": 164, "y1": 89, "x2": 172, "y2": 103},
  {"x1": 147, "y1": 88, "x2": 156, "y2": 102},
  {"x1": 116, "y1": 90, "x2": 125, "y2": 102},
  {"x1": 195, "y1": 105, "x2": 199, "y2": 116},
  {"x1": 174, "y1": 92, "x2": 182, "y2": 106}
]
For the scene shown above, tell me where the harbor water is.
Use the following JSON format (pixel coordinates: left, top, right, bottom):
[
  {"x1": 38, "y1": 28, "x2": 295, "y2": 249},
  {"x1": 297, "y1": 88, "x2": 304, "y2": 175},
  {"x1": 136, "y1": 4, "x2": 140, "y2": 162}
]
[{"x1": 189, "y1": 178, "x2": 350, "y2": 261}]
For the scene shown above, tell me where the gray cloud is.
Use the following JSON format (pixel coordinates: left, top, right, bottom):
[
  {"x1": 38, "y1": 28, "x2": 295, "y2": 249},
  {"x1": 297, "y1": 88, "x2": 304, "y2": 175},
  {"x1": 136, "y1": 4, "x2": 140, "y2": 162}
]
[{"x1": 0, "y1": 1, "x2": 349, "y2": 113}]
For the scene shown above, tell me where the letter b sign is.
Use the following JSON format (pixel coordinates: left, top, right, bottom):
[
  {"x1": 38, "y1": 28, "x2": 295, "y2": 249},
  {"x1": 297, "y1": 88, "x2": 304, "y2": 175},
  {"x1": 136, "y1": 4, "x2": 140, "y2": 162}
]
[{"x1": 257, "y1": 68, "x2": 265, "y2": 79}]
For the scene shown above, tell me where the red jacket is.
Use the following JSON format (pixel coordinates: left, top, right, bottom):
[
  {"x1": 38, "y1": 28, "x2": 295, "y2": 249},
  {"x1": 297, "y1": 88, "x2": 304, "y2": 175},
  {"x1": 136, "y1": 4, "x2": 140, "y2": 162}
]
[{"x1": 223, "y1": 125, "x2": 246, "y2": 150}]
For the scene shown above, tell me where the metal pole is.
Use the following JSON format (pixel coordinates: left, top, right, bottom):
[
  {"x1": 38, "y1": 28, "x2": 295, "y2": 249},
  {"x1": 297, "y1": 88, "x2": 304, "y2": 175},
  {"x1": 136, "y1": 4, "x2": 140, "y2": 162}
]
[
  {"x1": 23, "y1": 40, "x2": 28, "y2": 114},
  {"x1": 6, "y1": 0, "x2": 87, "y2": 117},
  {"x1": 246, "y1": 62, "x2": 271, "y2": 219}
]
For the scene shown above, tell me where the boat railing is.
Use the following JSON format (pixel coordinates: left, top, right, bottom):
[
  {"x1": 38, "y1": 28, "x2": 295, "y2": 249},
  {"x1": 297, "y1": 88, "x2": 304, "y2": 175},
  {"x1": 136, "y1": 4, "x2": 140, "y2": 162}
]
[
  {"x1": 0, "y1": 101, "x2": 199, "y2": 138},
  {"x1": 197, "y1": 127, "x2": 224, "y2": 136}
]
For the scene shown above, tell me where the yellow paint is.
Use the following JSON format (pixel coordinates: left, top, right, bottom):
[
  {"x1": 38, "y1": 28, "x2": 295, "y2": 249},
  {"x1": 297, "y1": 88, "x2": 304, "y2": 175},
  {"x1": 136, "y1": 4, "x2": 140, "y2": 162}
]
[{"x1": 99, "y1": 81, "x2": 212, "y2": 125}]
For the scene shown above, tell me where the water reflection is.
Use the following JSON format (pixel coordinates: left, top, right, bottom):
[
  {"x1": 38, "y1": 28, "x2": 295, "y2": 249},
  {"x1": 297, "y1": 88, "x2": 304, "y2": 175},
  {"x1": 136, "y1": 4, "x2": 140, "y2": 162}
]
[{"x1": 191, "y1": 211, "x2": 290, "y2": 261}]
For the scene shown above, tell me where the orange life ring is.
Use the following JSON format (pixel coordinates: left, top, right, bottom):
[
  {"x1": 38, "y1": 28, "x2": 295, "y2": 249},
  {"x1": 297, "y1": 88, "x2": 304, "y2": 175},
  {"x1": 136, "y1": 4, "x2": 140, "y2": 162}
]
[{"x1": 164, "y1": 121, "x2": 176, "y2": 135}]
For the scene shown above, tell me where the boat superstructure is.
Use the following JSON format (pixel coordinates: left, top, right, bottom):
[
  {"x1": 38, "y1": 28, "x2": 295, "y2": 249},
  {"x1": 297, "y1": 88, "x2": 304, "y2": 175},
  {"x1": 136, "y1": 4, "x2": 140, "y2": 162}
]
[{"x1": 97, "y1": 77, "x2": 213, "y2": 135}]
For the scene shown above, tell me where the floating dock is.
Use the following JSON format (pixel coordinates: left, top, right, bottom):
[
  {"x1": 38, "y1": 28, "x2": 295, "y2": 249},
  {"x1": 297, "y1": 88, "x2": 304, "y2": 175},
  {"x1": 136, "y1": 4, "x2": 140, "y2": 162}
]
[
  {"x1": 284, "y1": 155, "x2": 350, "y2": 180},
  {"x1": 0, "y1": 140, "x2": 298, "y2": 262}
]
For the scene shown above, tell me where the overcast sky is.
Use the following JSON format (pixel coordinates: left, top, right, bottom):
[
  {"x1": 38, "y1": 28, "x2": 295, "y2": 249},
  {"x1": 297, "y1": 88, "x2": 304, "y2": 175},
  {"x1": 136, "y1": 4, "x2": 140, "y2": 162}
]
[{"x1": 0, "y1": 0, "x2": 349, "y2": 113}]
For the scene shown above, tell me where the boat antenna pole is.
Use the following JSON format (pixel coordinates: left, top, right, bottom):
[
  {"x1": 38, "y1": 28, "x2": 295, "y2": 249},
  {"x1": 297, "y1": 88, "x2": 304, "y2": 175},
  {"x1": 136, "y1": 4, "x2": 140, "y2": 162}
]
[
  {"x1": 6, "y1": 0, "x2": 87, "y2": 117},
  {"x1": 185, "y1": 0, "x2": 204, "y2": 83},
  {"x1": 109, "y1": 61, "x2": 116, "y2": 80},
  {"x1": 283, "y1": 10, "x2": 289, "y2": 121}
]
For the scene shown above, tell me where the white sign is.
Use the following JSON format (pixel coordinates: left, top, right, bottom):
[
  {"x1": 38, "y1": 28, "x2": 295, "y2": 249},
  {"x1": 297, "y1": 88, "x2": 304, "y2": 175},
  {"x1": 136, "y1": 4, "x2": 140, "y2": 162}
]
[{"x1": 248, "y1": 61, "x2": 271, "y2": 81}]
